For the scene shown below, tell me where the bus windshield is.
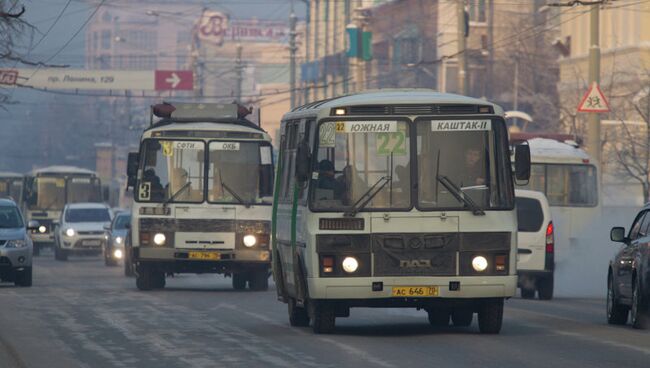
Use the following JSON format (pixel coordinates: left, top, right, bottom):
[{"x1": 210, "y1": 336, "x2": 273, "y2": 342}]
[
  {"x1": 66, "y1": 177, "x2": 102, "y2": 204},
  {"x1": 310, "y1": 118, "x2": 513, "y2": 211},
  {"x1": 312, "y1": 120, "x2": 411, "y2": 210},
  {"x1": 27, "y1": 176, "x2": 66, "y2": 211},
  {"x1": 417, "y1": 118, "x2": 513, "y2": 210},
  {"x1": 522, "y1": 163, "x2": 597, "y2": 207},
  {"x1": 138, "y1": 139, "x2": 273, "y2": 204}
]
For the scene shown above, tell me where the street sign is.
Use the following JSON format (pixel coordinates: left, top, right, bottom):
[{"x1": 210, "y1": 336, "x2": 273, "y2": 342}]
[
  {"x1": 155, "y1": 70, "x2": 193, "y2": 91},
  {"x1": 0, "y1": 69, "x2": 18, "y2": 85},
  {"x1": 2, "y1": 69, "x2": 193, "y2": 91},
  {"x1": 578, "y1": 82, "x2": 610, "y2": 113}
]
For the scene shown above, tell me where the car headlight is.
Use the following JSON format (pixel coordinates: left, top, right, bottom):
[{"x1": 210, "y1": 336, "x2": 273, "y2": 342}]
[
  {"x1": 472, "y1": 256, "x2": 488, "y2": 272},
  {"x1": 114, "y1": 236, "x2": 123, "y2": 245},
  {"x1": 113, "y1": 249, "x2": 123, "y2": 259},
  {"x1": 342, "y1": 256, "x2": 359, "y2": 273},
  {"x1": 153, "y1": 233, "x2": 166, "y2": 246},
  {"x1": 5, "y1": 239, "x2": 27, "y2": 248},
  {"x1": 243, "y1": 234, "x2": 256, "y2": 247},
  {"x1": 65, "y1": 228, "x2": 75, "y2": 237},
  {"x1": 38, "y1": 225, "x2": 47, "y2": 233}
]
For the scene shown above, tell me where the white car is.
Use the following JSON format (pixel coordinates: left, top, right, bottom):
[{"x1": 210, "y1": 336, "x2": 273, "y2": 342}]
[
  {"x1": 54, "y1": 203, "x2": 113, "y2": 261},
  {"x1": 515, "y1": 189, "x2": 555, "y2": 300}
]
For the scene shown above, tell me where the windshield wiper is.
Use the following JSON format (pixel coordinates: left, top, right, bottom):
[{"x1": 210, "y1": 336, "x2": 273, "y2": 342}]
[
  {"x1": 344, "y1": 176, "x2": 392, "y2": 217},
  {"x1": 221, "y1": 181, "x2": 252, "y2": 208},
  {"x1": 163, "y1": 181, "x2": 192, "y2": 207},
  {"x1": 437, "y1": 175, "x2": 485, "y2": 216}
]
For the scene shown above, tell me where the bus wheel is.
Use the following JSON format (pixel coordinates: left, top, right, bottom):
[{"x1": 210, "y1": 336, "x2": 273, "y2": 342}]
[
  {"x1": 478, "y1": 299, "x2": 504, "y2": 334},
  {"x1": 451, "y1": 309, "x2": 473, "y2": 327},
  {"x1": 521, "y1": 288, "x2": 535, "y2": 299},
  {"x1": 136, "y1": 264, "x2": 157, "y2": 291},
  {"x1": 311, "y1": 302, "x2": 335, "y2": 334},
  {"x1": 248, "y1": 270, "x2": 269, "y2": 291},
  {"x1": 54, "y1": 246, "x2": 67, "y2": 261},
  {"x1": 427, "y1": 308, "x2": 450, "y2": 327},
  {"x1": 232, "y1": 273, "x2": 247, "y2": 290},
  {"x1": 288, "y1": 298, "x2": 310, "y2": 327}
]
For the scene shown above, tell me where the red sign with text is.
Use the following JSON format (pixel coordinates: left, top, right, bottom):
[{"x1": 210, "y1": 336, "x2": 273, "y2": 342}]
[{"x1": 154, "y1": 70, "x2": 193, "y2": 91}]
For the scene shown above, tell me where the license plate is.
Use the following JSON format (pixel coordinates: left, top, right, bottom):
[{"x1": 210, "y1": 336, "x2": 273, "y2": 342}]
[
  {"x1": 188, "y1": 251, "x2": 221, "y2": 260},
  {"x1": 391, "y1": 286, "x2": 439, "y2": 297},
  {"x1": 83, "y1": 240, "x2": 101, "y2": 246}
]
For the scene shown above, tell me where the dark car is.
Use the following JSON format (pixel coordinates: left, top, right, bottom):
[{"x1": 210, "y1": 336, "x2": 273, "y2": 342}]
[
  {"x1": 103, "y1": 212, "x2": 131, "y2": 267},
  {"x1": 607, "y1": 208, "x2": 650, "y2": 329}
]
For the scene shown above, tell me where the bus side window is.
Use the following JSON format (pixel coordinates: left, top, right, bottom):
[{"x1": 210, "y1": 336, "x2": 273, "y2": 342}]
[
  {"x1": 280, "y1": 121, "x2": 299, "y2": 202},
  {"x1": 298, "y1": 119, "x2": 314, "y2": 203}
]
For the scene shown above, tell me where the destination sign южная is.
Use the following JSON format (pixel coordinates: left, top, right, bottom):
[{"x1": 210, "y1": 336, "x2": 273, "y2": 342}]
[
  {"x1": 337, "y1": 121, "x2": 397, "y2": 133},
  {"x1": 431, "y1": 120, "x2": 491, "y2": 131}
]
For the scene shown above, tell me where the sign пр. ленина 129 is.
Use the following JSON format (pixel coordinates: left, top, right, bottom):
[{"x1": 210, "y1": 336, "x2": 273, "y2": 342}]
[{"x1": 4, "y1": 69, "x2": 193, "y2": 91}]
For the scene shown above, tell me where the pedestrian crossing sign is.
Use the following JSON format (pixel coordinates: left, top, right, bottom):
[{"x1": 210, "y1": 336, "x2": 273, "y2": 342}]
[{"x1": 578, "y1": 82, "x2": 610, "y2": 113}]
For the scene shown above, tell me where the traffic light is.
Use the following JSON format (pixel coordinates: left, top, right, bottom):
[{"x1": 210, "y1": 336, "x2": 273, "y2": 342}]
[{"x1": 346, "y1": 25, "x2": 372, "y2": 61}]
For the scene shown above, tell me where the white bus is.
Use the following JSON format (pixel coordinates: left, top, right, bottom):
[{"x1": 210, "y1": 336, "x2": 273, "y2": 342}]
[
  {"x1": 272, "y1": 90, "x2": 530, "y2": 334},
  {"x1": 510, "y1": 135, "x2": 599, "y2": 243},
  {"x1": 24, "y1": 166, "x2": 103, "y2": 255},
  {"x1": 0, "y1": 172, "x2": 24, "y2": 205},
  {"x1": 126, "y1": 103, "x2": 275, "y2": 291}
]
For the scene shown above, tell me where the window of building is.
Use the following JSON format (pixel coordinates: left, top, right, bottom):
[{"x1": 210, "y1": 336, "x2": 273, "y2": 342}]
[
  {"x1": 468, "y1": 0, "x2": 487, "y2": 23},
  {"x1": 101, "y1": 30, "x2": 112, "y2": 50}
]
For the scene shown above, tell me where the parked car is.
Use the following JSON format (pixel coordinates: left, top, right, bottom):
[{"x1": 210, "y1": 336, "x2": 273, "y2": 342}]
[
  {"x1": 608, "y1": 206, "x2": 650, "y2": 329},
  {"x1": 0, "y1": 198, "x2": 38, "y2": 286},
  {"x1": 54, "y1": 203, "x2": 113, "y2": 261},
  {"x1": 515, "y1": 189, "x2": 555, "y2": 300},
  {"x1": 103, "y1": 212, "x2": 131, "y2": 267}
]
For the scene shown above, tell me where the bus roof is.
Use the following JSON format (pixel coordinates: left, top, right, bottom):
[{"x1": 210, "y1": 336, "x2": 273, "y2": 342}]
[
  {"x1": 0, "y1": 171, "x2": 22, "y2": 178},
  {"x1": 285, "y1": 89, "x2": 503, "y2": 118},
  {"x1": 27, "y1": 165, "x2": 97, "y2": 176},
  {"x1": 528, "y1": 138, "x2": 591, "y2": 164},
  {"x1": 143, "y1": 120, "x2": 272, "y2": 141}
]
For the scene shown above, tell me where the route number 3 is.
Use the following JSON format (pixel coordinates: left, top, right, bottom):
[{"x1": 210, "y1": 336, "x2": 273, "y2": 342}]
[
  {"x1": 139, "y1": 182, "x2": 151, "y2": 201},
  {"x1": 376, "y1": 132, "x2": 406, "y2": 156}
]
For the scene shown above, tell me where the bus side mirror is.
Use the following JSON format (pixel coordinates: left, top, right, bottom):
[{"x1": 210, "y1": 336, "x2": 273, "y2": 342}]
[
  {"x1": 126, "y1": 152, "x2": 139, "y2": 188},
  {"x1": 610, "y1": 227, "x2": 627, "y2": 243},
  {"x1": 295, "y1": 141, "x2": 312, "y2": 183},
  {"x1": 514, "y1": 144, "x2": 531, "y2": 181}
]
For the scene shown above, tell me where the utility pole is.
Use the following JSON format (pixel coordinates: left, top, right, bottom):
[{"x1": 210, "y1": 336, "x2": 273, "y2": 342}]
[
  {"x1": 235, "y1": 44, "x2": 243, "y2": 102},
  {"x1": 457, "y1": 0, "x2": 468, "y2": 95},
  {"x1": 587, "y1": 3, "x2": 601, "y2": 166},
  {"x1": 289, "y1": 10, "x2": 298, "y2": 109}
]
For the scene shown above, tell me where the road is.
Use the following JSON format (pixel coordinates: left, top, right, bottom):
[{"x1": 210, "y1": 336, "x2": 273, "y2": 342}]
[{"x1": 0, "y1": 256, "x2": 648, "y2": 368}]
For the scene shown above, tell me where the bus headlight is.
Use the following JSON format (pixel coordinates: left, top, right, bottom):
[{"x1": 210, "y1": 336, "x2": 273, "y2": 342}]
[
  {"x1": 243, "y1": 234, "x2": 256, "y2": 247},
  {"x1": 153, "y1": 233, "x2": 166, "y2": 246},
  {"x1": 65, "y1": 228, "x2": 75, "y2": 237},
  {"x1": 113, "y1": 249, "x2": 123, "y2": 259},
  {"x1": 342, "y1": 256, "x2": 359, "y2": 273},
  {"x1": 472, "y1": 256, "x2": 488, "y2": 272},
  {"x1": 114, "y1": 236, "x2": 123, "y2": 245},
  {"x1": 38, "y1": 225, "x2": 47, "y2": 233}
]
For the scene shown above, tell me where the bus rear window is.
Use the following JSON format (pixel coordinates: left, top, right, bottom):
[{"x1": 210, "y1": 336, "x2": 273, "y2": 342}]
[{"x1": 516, "y1": 197, "x2": 543, "y2": 232}]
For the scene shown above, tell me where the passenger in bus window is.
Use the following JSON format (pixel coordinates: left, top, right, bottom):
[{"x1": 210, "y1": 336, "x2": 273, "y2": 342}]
[
  {"x1": 317, "y1": 160, "x2": 346, "y2": 200},
  {"x1": 459, "y1": 148, "x2": 486, "y2": 187}
]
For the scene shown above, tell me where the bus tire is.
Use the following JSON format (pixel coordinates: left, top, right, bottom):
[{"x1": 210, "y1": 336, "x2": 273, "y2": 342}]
[
  {"x1": 537, "y1": 275, "x2": 554, "y2": 300},
  {"x1": 136, "y1": 263, "x2": 157, "y2": 291},
  {"x1": 54, "y1": 246, "x2": 67, "y2": 261},
  {"x1": 232, "y1": 273, "x2": 247, "y2": 290},
  {"x1": 478, "y1": 298, "x2": 504, "y2": 334},
  {"x1": 521, "y1": 288, "x2": 535, "y2": 299},
  {"x1": 451, "y1": 309, "x2": 473, "y2": 327},
  {"x1": 248, "y1": 270, "x2": 269, "y2": 291},
  {"x1": 311, "y1": 302, "x2": 335, "y2": 334},
  {"x1": 288, "y1": 298, "x2": 310, "y2": 327},
  {"x1": 427, "y1": 308, "x2": 450, "y2": 327}
]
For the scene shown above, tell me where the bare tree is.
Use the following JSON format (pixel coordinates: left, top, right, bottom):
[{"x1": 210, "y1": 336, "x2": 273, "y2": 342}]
[{"x1": 0, "y1": 0, "x2": 30, "y2": 107}]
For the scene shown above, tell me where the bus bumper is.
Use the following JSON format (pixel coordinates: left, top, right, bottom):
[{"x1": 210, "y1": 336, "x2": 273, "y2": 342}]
[
  {"x1": 134, "y1": 247, "x2": 270, "y2": 273},
  {"x1": 307, "y1": 275, "x2": 517, "y2": 300}
]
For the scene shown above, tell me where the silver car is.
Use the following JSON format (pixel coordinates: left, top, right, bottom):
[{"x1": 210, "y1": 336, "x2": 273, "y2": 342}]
[
  {"x1": 0, "y1": 198, "x2": 38, "y2": 287},
  {"x1": 54, "y1": 203, "x2": 113, "y2": 261},
  {"x1": 103, "y1": 212, "x2": 131, "y2": 267}
]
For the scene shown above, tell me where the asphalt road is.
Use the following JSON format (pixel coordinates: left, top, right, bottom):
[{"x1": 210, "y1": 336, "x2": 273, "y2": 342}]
[{"x1": 0, "y1": 255, "x2": 648, "y2": 368}]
